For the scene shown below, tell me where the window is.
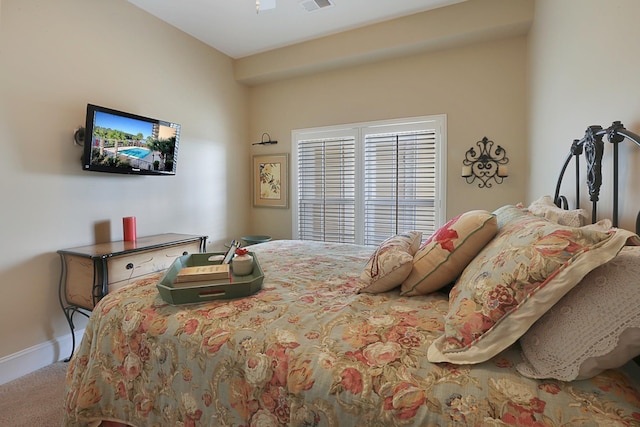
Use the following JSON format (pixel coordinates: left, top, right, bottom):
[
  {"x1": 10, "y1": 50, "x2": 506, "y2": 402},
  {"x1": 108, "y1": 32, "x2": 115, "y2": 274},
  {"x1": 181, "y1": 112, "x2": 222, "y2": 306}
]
[{"x1": 292, "y1": 115, "x2": 446, "y2": 246}]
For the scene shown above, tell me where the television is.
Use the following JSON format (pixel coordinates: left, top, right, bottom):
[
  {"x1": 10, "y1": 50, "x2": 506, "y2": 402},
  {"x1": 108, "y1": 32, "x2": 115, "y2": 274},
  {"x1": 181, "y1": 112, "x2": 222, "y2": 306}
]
[{"x1": 82, "y1": 104, "x2": 181, "y2": 175}]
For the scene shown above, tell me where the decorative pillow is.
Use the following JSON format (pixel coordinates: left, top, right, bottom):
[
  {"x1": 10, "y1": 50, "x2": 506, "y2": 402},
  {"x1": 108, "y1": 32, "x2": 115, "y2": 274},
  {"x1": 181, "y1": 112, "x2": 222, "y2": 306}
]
[
  {"x1": 493, "y1": 204, "x2": 527, "y2": 229},
  {"x1": 527, "y1": 195, "x2": 589, "y2": 227},
  {"x1": 427, "y1": 213, "x2": 638, "y2": 364},
  {"x1": 359, "y1": 231, "x2": 422, "y2": 293},
  {"x1": 494, "y1": 202, "x2": 610, "y2": 231},
  {"x1": 517, "y1": 245, "x2": 640, "y2": 381},
  {"x1": 580, "y1": 218, "x2": 613, "y2": 232},
  {"x1": 400, "y1": 210, "x2": 497, "y2": 296}
]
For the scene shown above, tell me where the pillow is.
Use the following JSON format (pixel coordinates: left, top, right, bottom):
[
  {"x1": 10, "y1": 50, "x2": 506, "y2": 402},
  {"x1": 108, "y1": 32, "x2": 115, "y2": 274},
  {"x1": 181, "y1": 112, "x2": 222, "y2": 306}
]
[
  {"x1": 400, "y1": 210, "x2": 497, "y2": 296},
  {"x1": 494, "y1": 202, "x2": 610, "y2": 231},
  {"x1": 527, "y1": 195, "x2": 589, "y2": 227},
  {"x1": 359, "y1": 231, "x2": 422, "y2": 293},
  {"x1": 493, "y1": 204, "x2": 527, "y2": 229},
  {"x1": 517, "y1": 245, "x2": 640, "y2": 381},
  {"x1": 427, "y1": 213, "x2": 638, "y2": 364},
  {"x1": 580, "y1": 218, "x2": 613, "y2": 232}
]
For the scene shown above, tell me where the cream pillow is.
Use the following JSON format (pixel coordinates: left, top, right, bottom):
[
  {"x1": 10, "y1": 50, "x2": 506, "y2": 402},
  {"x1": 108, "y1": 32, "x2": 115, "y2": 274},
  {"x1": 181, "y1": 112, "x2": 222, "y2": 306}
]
[
  {"x1": 517, "y1": 245, "x2": 640, "y2": 381},
  {"x1": 359, "y1": 231, "x2": 422, "y2": 293},
  {"x1": 527, "y1": 195, "x2": 589, "y2": 227},
  {"x1": 427, "y1": 213, "x2": 638, "y2": 365},
  {"x1": 581, "y1": 218, "x2": 613, "y2": 232},
  {"x1": 400, "y1": 210, "x2": 497, "y2": 296},
  {"x1": 492, "y1": 204, "x2": 528, "y2": 228}
]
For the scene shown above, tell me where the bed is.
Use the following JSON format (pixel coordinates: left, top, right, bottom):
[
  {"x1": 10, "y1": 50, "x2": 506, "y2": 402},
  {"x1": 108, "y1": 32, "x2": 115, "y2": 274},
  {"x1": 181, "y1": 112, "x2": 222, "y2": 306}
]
[{"x1": 63, "y1": 122, "x2": 640, "y2": 427}]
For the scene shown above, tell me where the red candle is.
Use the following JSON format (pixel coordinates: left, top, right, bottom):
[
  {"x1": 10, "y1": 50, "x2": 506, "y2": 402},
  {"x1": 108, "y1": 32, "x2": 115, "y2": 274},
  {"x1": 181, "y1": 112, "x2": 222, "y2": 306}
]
[{"x1": 123, "y1": 216, "x2": 137, "y2": 241}]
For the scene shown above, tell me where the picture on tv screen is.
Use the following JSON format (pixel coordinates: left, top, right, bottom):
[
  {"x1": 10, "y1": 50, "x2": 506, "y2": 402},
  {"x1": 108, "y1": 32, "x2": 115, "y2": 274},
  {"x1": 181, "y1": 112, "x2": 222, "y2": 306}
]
[{"x1": 83, "y1": 104, "x2": 180, "y2": 175}]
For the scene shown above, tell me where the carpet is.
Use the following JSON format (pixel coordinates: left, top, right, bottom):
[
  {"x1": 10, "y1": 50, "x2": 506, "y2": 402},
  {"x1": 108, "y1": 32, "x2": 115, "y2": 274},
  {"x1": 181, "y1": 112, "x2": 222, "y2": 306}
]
[{"x1": 0, "y1": 362, "x2": 67, "y2": 427}]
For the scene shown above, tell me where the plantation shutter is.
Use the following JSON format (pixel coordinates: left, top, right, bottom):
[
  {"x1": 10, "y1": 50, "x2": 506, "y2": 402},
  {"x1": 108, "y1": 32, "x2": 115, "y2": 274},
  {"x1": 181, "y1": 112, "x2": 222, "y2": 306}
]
[
  {"x1": 297, "y1": 136, "x2": 357, "y2": 243},
  {"x1": 363, "y1": 130, "x2": 437, "y2": 245},
  {"x1": 292, "y1": 115, "x2": 445, "y2": 246}
]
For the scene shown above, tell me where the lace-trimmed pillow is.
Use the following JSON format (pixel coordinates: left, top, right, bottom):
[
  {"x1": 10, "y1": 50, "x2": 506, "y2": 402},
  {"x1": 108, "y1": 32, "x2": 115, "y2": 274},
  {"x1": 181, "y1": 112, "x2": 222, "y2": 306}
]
[
  {"x1": 427, "y1": 213, "x2": 638, "y2": 364},
  {"x1": 359, "y1": 231, "x2": 422, "y2": 293},
  {"x1": 517, "y1": 245, "x2": 640, "y2": 381},
  {"x1": 527, "y1": 195, "x2": 589, "y2": 227}
]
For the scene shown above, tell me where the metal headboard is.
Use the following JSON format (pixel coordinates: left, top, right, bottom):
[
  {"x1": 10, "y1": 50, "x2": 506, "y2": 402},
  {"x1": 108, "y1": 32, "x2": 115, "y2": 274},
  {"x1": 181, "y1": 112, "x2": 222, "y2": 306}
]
[{"x1": 553, "y1": 121, "x2": 640, "y2": 231}]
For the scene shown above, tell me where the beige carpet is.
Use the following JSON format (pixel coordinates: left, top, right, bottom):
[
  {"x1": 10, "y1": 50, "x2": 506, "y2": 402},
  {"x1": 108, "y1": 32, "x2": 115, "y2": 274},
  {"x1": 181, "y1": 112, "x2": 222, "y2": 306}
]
[{"x1": 0, "y1": 362, "x2": 67, "y2": 427}]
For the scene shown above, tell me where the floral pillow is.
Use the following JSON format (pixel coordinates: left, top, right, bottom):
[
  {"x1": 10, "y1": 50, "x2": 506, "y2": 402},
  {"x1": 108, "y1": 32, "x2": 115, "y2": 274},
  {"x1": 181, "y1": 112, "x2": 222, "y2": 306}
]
[
  {"x1": 359, "y1": 231, "x2": 422, "y2": 293},
  {"x1": 400, "y1": 210, "x2": 497, "y2": 296},
  {"x1": 427, "y1": 213, "x2": 638, "y2": 364},
  {"x1": 517, "y1": 245, "x2": 640, "y2": 381},
  {"x1": 494, "y1": 202, "x2": 611, "y2": 231},
  {"x1": 492, "y1": 204, "x2": 527, "y2": 228}
]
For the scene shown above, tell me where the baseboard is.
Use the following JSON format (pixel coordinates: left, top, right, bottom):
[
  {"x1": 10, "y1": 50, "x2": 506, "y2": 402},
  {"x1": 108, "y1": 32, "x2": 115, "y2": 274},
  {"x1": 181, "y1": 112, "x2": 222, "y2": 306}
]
[{"x1": 0, "y1": 329, "x2": 84, "y2": 385}]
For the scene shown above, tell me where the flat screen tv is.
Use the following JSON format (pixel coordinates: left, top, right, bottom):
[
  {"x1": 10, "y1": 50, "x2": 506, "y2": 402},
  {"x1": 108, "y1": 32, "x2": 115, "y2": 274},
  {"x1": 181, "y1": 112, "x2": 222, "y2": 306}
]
[{"x1": 82, "y1": 104, "x2": 180, "y2": 175}]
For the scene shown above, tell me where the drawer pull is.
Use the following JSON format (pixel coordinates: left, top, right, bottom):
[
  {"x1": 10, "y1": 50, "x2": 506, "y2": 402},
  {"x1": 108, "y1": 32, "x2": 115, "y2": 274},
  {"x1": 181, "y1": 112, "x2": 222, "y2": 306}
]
[{"x1": 126, "y1": 263, "x2": 134, "y2": 270}]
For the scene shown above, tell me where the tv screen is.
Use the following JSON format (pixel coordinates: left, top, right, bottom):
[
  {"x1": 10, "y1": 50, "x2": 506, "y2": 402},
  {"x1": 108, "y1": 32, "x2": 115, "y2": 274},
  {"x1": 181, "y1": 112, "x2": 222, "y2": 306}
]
[{"x1": 82, "y1": 104, "x2": 180, "y2": 175}]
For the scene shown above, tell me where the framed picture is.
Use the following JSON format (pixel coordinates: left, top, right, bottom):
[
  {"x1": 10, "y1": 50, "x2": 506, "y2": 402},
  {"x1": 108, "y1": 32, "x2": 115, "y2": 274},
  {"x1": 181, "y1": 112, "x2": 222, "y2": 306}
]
[{"x1": 252, "y1": 154, "x2": 289, "y2": 208}]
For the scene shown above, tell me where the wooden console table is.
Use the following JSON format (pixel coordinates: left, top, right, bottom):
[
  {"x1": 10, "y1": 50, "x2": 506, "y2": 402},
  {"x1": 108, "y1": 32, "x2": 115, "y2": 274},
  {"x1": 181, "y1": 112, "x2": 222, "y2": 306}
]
[{"x1": 58, "y1": 233, "x2": 207, "y2": 360}]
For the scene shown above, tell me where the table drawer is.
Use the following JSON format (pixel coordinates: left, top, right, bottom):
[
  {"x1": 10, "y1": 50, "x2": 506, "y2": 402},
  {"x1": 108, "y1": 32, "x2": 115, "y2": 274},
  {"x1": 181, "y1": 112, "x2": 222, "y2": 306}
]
[
  {"x1": 107, "y1": 241, "x2": 201, "y2": 284},
  {"x1": 108, "y1": 270, "x2": 163, "y2": 294}
]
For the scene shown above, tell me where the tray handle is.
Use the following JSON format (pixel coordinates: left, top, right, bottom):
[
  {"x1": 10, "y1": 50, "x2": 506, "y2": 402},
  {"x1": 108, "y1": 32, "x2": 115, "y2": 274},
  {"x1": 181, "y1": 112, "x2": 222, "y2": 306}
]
[{"x1": 198, "y1": 289, "x2": 227, "y2": 300}]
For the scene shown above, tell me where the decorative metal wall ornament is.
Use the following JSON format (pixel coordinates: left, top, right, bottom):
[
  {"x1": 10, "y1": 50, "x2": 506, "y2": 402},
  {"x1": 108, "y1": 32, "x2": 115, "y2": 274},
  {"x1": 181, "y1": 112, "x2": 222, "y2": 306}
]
[{"x1": 461, "y1": 136, "x2": 509, "y2": 188}]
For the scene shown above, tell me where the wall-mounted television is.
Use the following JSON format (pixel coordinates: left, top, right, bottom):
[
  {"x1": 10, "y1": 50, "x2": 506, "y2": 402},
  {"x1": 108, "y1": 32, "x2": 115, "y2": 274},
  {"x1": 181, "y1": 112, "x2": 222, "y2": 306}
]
[{"x1": 82, "y1": 104, "x2": 180, "y2": 175}]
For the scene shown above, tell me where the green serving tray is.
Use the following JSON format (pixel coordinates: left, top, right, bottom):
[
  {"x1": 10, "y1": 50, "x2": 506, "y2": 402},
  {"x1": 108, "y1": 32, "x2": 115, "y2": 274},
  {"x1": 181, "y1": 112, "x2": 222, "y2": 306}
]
[{"x1": 157, "y1": 252, "x2": 263, "y2": 305}]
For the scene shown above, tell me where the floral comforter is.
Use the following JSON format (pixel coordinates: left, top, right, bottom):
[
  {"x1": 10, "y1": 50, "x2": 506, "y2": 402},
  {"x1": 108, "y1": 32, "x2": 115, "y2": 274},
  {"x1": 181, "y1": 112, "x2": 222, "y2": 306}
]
[{"x1": 64, "y1": 240, "x2": 640, "y2": 427}]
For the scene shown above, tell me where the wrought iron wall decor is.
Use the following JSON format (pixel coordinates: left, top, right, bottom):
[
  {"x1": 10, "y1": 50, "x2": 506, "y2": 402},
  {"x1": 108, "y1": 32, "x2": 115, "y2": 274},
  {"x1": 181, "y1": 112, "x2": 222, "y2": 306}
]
[{"x1": 461, "y1": 136, "x2": 509, "y2": 188}]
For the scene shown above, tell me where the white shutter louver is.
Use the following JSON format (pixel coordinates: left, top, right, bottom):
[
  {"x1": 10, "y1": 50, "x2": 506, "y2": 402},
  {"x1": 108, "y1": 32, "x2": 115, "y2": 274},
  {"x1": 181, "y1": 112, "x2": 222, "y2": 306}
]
[
  {"x1": 293, "y1": 115, "x2": 445, "y2": 246},
  {"x1": 363, "y1": 130, "x2": 437, "y2": 245},
  {"x1": 297, "y1": 137, "x2": 356, "y2": 243}
]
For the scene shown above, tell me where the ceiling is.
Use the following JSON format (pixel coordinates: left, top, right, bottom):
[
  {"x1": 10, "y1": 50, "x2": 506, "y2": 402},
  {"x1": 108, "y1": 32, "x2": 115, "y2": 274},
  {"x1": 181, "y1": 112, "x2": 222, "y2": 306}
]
[{"x1": 127, "y1": 0, "x2": 466, "y2": 59}]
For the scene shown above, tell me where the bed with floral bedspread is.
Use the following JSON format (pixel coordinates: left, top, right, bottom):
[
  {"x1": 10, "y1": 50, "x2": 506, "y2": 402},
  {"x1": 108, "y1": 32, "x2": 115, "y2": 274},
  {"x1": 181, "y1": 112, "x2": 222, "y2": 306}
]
[{"x1": 63, "y1": 239, "x2": 640, "y2": 427}]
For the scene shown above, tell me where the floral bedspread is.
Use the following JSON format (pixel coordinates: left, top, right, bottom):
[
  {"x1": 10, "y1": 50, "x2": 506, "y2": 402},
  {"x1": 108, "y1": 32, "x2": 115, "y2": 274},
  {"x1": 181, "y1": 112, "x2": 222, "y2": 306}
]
[{"x1": 63, "y1": 240, "x2": 640, "y2": 427}]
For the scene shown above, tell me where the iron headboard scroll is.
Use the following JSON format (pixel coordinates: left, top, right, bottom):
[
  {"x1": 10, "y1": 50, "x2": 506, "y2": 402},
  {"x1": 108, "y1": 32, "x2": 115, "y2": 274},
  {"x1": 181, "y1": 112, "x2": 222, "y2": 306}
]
[{"x1": 553, "y1": 121, "x2": 640, "y2": 228}]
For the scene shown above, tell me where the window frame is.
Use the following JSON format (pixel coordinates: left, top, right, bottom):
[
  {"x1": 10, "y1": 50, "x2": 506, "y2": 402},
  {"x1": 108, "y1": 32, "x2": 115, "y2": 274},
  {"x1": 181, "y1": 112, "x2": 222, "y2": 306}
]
[{"x1": 291, "y1": 114, "x2": 447, "y2": 245}]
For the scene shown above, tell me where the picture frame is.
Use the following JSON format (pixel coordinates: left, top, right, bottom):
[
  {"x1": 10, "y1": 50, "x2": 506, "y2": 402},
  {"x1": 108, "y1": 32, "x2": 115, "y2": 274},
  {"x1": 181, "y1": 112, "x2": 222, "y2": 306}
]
[{"x1": 252, "y1": 154, "x2": 289, "y2": 208}]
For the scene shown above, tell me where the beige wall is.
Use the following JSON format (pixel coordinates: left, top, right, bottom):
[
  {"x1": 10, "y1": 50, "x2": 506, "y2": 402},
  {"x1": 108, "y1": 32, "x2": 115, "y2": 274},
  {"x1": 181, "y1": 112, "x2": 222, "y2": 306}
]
[
  {"x1": 248, "y1": 35, "x2": 530, "y2": 239},
  {"x1": 236, "y1": 0, "x2": 533, "y2": 85},
  {"x1": 0, "y1": 0, "x2": 249, "y2": 360},
  {"x1": 528, "y1": 0, "x2": 640, "y2": 231}
]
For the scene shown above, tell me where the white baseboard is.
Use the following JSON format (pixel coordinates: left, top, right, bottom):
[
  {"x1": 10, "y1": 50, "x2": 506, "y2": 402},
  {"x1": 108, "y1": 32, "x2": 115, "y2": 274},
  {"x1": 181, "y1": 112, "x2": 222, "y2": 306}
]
[{"x1": 0, "y1": 329, "x2": 84, "y2": 385}]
